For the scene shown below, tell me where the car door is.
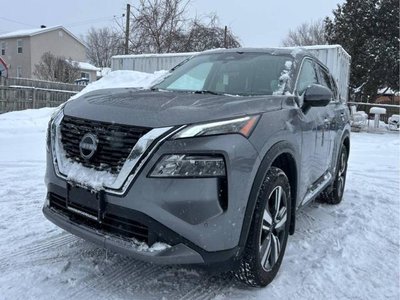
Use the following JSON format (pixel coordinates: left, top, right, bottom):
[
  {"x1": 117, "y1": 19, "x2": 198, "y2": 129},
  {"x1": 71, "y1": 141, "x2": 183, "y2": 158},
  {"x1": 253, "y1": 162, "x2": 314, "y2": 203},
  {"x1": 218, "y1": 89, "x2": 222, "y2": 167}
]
[
  {"x1": 296, "y1": 58, "x2": 328, "y2": 187},
  {"x1": 315, "y1": 63, "x2": 336, "y2": 173}
]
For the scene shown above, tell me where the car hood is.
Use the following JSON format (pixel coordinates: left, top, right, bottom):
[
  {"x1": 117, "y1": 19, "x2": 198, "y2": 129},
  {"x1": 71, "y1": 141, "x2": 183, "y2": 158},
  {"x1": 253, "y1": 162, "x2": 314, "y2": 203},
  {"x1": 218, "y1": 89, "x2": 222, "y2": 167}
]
[{"x1": 63, "y1": 88, "x2": 285, "y2": 128}]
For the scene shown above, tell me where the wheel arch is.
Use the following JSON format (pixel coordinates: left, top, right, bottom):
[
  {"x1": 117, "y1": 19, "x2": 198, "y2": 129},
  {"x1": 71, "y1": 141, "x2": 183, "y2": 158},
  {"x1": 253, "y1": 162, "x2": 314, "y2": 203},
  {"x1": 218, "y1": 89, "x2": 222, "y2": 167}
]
[
  {"x1": 238, "y1": 141, "x2": 299, "y2": 253},
  {"x1": 342, "y1": 131, "x2": 350, "y2": 157}
]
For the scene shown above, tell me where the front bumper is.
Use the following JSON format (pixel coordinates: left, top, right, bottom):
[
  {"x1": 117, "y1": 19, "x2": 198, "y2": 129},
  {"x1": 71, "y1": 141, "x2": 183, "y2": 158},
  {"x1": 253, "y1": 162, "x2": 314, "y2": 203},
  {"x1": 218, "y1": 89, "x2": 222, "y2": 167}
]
[
  {"x1": 43, "y1": 205, "x2": 204, "y2": 264},
  {"x1": 45, "y1": 130, "x2": 261, "y2": 265}
]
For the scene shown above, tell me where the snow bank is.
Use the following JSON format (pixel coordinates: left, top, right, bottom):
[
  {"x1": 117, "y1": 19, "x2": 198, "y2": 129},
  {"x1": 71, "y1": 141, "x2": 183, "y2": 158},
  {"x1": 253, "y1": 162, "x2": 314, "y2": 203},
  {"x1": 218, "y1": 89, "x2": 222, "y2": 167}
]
[
  {"x1": 69, "y1": 70, "x2": 168, "y2": 101},
  {"x1": 0, "y1": 107, "x2": 55, "y2": 134}
]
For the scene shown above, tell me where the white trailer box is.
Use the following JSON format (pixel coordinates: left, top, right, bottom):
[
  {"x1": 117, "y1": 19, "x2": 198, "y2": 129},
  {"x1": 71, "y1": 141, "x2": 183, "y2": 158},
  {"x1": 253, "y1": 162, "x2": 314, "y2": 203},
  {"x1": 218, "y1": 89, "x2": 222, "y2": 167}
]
[
  {"x1": 111, "y1": 52, "x2": 198, "y2": 74},
  {"x1": 111, "y1": 45, "x2": 351, "y2": 101},
  {"x1": 301, "y1": 45, "x2": 351, "y2": 102}
]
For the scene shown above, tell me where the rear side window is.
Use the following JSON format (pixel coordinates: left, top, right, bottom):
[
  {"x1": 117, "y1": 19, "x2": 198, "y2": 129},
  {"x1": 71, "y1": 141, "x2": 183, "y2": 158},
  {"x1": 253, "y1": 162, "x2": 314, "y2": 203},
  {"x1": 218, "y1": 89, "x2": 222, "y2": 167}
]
[
  {"x1": 318, "y1": 66, "x2": 332, "y2": 91},
  {"x1": 317, "y1": 65, "x2": 338, "y2": 101},
  {"x1": 330, "y1": 75, "x2": 339, "y2": 100},
  {"x1": 297, "y1": 59, "x2": 318, "y2": 95}
]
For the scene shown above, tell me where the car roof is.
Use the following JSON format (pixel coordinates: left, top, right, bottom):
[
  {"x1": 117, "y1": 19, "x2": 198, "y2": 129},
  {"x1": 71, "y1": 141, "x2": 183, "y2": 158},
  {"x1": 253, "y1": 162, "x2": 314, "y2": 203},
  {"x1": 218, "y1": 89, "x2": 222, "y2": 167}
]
[
  {"x1": 198, "y1": 47, "x2": 331, "y2": 72},
  {"x1": 199, "y1": 47, "x2": 314, "y2": 59}
]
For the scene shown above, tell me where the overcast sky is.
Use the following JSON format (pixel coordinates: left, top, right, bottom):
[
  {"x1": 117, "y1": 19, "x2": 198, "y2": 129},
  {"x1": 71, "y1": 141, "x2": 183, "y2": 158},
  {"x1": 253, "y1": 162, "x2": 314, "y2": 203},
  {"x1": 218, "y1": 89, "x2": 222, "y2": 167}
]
[{"x1": 0, "y1": 0, "x2": 344, "y2": 47}]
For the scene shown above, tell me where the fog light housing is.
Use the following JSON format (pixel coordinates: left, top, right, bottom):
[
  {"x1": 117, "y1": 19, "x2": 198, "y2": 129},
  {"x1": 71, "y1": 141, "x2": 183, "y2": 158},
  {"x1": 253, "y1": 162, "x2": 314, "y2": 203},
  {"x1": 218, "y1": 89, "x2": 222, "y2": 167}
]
[{"x1": 149, "y1": 155, "x2": 226, "y2": 178}]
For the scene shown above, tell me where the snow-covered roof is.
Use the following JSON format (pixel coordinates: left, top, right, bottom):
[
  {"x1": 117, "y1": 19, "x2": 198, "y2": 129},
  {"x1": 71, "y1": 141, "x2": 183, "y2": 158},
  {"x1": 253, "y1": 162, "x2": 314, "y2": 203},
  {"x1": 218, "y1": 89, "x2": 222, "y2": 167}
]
[
  {"x1": 73, "y1": 61, "x2": 100, "y2": 72},
  {"x1": 378, "y1": 87, "x2": 399, "y2": 95},
  {"x1": 0, "y1": 26, "x2": 85, "y2": 47},
  {"x1": 112, "y1": 52, "x2": 199, "y2": 59}
]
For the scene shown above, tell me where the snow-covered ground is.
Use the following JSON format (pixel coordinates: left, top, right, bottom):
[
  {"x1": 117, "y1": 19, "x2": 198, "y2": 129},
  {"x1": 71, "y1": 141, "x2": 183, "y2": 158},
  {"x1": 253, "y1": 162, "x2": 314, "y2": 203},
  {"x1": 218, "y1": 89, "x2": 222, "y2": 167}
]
[{"x1": 0, "y1": 108, "x2": 399, "y2": 300}]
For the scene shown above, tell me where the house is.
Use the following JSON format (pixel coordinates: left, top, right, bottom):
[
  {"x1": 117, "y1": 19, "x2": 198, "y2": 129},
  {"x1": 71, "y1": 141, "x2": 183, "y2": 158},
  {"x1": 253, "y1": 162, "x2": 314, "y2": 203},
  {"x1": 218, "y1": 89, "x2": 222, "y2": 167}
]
[
  {"x1": 0, "y1": 25, "x2": 96, "y2": 82},
  {"x1": 73, "y1": 61, "x2": 100, "y2": 84},
  {"x1": 375, "y1": 87, "x2": 400, "y2": 105}
]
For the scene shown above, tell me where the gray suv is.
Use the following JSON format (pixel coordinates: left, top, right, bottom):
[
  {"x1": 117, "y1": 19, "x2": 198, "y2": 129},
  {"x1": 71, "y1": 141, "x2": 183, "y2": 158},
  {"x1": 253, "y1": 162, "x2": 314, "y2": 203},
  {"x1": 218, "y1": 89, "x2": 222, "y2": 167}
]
[{"x1": 43, "y1": 48, "x2": 350, "y2": 287}]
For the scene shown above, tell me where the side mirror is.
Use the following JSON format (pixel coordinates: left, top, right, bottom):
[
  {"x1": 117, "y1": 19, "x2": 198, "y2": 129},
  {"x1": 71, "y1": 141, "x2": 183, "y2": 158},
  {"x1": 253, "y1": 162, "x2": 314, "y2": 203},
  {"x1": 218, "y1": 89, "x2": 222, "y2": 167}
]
[{"x1": 303, "y1": 84, "x2": 332, "y2": 107}]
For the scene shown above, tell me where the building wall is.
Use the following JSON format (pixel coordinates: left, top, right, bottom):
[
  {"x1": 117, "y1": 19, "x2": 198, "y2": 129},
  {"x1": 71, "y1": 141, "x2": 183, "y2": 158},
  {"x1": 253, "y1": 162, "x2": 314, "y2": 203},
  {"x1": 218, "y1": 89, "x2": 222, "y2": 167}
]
[
  {"x1": 0, "y1": 37, "x2": 32, "y2": 78},
  {"x1": 30, "y1": 29, "x2": 86, "y2": 79},
  {"x1": 78, "y1": 69, "x2": 97, "y2": 83}
]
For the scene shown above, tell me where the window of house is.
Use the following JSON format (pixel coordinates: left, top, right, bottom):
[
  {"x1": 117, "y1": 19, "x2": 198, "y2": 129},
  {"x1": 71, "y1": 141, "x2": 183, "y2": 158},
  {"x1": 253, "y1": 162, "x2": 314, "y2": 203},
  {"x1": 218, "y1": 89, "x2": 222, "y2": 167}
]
[
  {"x1": 1, "y1": 42, "x2": 5, "y2": 55},
  {"x1": 16, "y1": 66, "x2": 22, "y2": 78},
  {"x1": 17, "y1": 39, "x2": 23, "y2": 54},
  {"x1": 81, "y1": 72, "x2": 90, "y2": 80}
]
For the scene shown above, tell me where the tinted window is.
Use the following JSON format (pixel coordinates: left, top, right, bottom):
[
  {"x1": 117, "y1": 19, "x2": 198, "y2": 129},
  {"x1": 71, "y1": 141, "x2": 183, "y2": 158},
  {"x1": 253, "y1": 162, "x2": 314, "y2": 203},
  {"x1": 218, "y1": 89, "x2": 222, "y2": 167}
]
[
  {"x1": 318, "y1": 66, "x2": 332, "y2": 91},
  {"x1": 297, "y1": 60, "x2": 318, "y2": 95},
  {"x1": 155, "y1": 53, "x2": 293, "y2": 96},
  {"x1": 330, "y1": 75, "x2": 339, "y2": 100}
]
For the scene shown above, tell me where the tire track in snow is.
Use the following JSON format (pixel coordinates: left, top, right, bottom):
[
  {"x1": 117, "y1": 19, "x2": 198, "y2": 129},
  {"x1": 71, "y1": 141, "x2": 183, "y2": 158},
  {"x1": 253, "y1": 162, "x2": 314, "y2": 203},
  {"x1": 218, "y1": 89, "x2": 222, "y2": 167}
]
[
  {"x1": 179, "y1": 273, "x2": 235, "y2": 300},
  {"x1": 0, "y1": 254, "x2": 73, "y2": 273},
  {"x1": 68, "y1": 257, "x2": 176, "y2": 300},
  {"x1": 0, "y1": 233, "x2": 77, "y2": 268},
  {"x1": 67, "y1": 257, "x2": 149, "y2": 298}
]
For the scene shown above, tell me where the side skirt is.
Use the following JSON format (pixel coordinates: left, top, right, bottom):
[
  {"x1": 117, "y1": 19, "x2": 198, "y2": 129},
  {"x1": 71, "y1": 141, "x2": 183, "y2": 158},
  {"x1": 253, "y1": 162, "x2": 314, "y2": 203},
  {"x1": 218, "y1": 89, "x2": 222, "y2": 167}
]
[{"x1": 299, "y1": 171, "x2": 332, "y2": 208}]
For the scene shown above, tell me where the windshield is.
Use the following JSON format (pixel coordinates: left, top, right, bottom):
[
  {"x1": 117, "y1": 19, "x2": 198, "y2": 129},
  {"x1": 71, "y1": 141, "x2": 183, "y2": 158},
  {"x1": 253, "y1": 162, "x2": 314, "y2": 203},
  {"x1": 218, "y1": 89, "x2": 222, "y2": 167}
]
[{"x1": 153, "y1": 52, "x2": 293, "y2": 96}]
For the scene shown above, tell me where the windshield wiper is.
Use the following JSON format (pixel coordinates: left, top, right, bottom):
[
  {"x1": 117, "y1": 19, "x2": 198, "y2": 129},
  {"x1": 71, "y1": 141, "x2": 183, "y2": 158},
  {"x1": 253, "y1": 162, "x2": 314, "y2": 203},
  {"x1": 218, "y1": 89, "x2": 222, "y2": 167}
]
[{"x1": 193, "y1": 90, "x2": 222, "y2": 95}]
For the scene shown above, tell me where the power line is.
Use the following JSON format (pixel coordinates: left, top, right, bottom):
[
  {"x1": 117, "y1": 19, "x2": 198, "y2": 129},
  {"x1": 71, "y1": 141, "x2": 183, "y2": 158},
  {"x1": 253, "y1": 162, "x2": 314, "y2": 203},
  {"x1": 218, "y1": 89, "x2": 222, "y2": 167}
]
[
  {"x1": 63, "y1": 16, "x2": 118, "y2": 28},
  {"x1": 0, "y1": 15, "x2": 117, "y2": 31},
  {"x1": 0, "y1": 17, "x2": 34, "y2": 27}
]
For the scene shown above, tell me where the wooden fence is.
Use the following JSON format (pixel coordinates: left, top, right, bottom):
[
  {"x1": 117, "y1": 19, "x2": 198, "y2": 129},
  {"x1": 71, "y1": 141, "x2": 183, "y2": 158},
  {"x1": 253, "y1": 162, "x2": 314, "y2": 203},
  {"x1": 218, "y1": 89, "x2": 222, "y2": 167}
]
[
  {"x1": 0, "y1": 77, "x2": 84, "y2": 92},
  {"x1": 0, "y1": 77, "x2": 85, "y2": 113}
]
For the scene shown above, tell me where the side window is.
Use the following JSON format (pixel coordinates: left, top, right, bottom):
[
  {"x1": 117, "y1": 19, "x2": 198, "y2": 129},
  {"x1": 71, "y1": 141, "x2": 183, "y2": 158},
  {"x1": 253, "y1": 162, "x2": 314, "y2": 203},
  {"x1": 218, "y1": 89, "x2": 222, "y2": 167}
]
[
  {"x1": 330, "y1": 75, "x2": 339, "y2": 100},
  {"x1": 297, "y1": 59, "x2": 318, "y2": 95},
  {"x1": 1, "y1": 41, "x2": 5, "y2": 55},
  {"x1": 317, "y1": 65, "x2": 337, "y2": 101},
  {"x1": 318, "y1": 66, "x2": 332, "y2": 91}
]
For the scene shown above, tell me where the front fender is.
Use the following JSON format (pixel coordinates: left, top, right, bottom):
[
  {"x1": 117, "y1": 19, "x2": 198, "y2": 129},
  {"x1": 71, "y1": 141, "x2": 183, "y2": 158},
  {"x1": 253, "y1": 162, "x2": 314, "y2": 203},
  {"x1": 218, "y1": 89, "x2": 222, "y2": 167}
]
[{"x1": 237, "y1": 141, "x2": 299, "y2": 254}]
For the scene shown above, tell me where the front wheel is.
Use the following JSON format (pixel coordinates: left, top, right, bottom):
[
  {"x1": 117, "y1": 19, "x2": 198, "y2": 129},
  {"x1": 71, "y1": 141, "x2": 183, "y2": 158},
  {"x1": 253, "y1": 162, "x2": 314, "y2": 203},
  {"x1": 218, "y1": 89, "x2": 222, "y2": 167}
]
[{"x1": 234, "y1": 167, "x2": 291, "y2": 287}]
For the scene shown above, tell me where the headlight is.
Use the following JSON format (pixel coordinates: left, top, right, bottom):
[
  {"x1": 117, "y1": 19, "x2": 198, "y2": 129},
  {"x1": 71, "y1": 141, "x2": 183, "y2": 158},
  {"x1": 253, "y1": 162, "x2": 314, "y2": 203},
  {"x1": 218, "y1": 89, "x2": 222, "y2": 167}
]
[
  {"x1": 149, "y1": 155, "x2": 226, "y2": 178},
  {"x1": 173, "y1": 115, "x2": 259, "y2": 139},
  {"x1": 46, "y1": 104, "x2": 65, "y2": 152}
]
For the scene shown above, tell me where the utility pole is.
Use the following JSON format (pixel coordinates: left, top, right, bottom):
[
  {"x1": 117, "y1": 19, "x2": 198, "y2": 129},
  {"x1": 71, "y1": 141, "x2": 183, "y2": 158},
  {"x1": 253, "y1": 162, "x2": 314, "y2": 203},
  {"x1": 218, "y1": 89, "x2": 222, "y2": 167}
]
[
  {"x1": 224, "y1": 26, "x2": 228, "y2": 48},
  {"x1": 125, "y1": 3, "x2": 131, "y2": 54}
]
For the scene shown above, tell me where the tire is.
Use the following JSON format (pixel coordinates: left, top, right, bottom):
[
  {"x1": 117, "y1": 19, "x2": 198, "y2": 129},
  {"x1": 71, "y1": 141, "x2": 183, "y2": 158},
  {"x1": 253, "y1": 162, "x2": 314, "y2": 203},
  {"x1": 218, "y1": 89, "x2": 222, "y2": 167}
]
[
  {"x1": 319, "y1": 146, "x2": 348, "y2": 205},
  {"x1": 234, "y1": 167, "x2": 291, "y2": 287}
]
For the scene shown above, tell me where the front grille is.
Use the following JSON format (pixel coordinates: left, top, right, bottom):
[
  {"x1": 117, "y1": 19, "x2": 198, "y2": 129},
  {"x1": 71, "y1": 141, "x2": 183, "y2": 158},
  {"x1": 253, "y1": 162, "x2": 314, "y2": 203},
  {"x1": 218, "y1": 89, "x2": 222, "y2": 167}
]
[
  {"x1": 49, "y1": 193, "x2": 149, "y2": 243},
  {"x1": 59, "y1": 115, "x2": 151, "y2": 174}
]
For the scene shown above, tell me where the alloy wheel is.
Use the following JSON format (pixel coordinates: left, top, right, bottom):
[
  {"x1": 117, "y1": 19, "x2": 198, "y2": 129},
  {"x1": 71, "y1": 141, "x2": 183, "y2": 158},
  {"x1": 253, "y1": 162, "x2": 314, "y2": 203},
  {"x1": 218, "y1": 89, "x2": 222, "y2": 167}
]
[
  {"x1": 337, "y1": 150, "x2": 347, "y2": 198},
  {"x1": 259, "y1": 185, "x2": 288, "y2": 271}
]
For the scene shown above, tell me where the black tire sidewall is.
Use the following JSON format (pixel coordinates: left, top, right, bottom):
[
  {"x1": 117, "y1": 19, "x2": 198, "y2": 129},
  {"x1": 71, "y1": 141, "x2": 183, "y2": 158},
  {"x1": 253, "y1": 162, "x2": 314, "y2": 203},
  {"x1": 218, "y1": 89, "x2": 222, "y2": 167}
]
[
  {"x1": 331, "y1": 146, "x2": 348, "y2": 203},
  {"x1": 246, "y1": 167, "x2": 291, "y2": 286}
]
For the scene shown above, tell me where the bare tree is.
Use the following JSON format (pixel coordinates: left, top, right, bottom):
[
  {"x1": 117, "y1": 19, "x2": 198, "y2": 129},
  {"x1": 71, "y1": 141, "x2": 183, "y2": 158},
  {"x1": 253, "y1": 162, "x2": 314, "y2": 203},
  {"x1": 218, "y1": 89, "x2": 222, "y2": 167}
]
[
  {"x1": 282, "y1": 19, "x2": 327, "y2": 47},
  {"x1": 184, "y1": 14, "x2": 241, "y2": 51},
  {"x1": 116, "y1": 0, "x2": 241, "y2": 54},
  {"x1": 85, "y1": 27, "x2": 125, "y2": 67},
  {"x1": 129, "y1": 0, "x2": 189, "y2": 53},
  {"x1": 34, "y1": 52, "x2": 80, "y2": 83}
]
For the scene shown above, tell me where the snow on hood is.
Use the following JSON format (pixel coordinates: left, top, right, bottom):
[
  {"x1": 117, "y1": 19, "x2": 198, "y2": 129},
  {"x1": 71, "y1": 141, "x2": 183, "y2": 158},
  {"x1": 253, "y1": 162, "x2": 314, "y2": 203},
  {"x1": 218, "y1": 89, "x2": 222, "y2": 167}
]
[{"x1": 69, "y1": 70, "x2": 169, "y2": 101}]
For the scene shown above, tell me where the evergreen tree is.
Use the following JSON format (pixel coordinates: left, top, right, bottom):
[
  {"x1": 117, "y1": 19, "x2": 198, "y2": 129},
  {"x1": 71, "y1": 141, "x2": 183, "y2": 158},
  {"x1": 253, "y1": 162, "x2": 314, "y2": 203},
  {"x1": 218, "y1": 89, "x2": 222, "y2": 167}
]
[{"x1": 325, "y1": 0, "x2": 399, "y2": 101}]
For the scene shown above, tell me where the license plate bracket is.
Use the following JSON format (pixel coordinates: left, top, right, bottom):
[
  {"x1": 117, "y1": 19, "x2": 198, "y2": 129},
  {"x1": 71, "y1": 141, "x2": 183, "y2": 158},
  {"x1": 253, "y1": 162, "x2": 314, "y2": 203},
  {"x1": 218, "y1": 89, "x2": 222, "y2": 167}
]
[{"x1": 66, "y1": 183, "x2": 106, "y2": 222}]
